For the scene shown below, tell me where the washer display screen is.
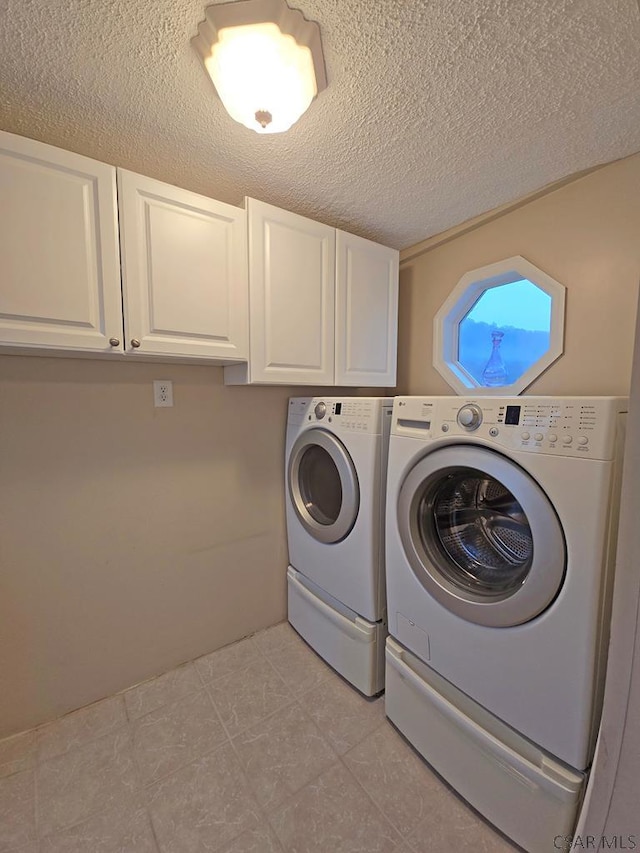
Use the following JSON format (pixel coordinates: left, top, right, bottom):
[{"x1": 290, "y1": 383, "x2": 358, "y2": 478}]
[{"x1": 505, "y1": 406, "x2": 521, "y2": 426}]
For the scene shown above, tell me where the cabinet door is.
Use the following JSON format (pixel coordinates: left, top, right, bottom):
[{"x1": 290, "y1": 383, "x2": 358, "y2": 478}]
[
  {"x1": 242, "y1": 198, "x2": 335, "y2": 384},
  {"x1": 0, "y1": 131, "x2": 123, "y2": 352},
  {"x1": 117, "y1": 170, "x2": 248, "y2": 361},
  {"x1": 335, "y1": 230, "x2": 399, "y2": 387}
]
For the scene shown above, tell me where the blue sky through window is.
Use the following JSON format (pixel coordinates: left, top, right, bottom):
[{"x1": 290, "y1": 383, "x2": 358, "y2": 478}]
[
  {"x1": 458, "y1": 279, "x2": 552, "y2": 386},
  {"x1": 464, "y1": 280, "x2": 551, "y2": 331}
]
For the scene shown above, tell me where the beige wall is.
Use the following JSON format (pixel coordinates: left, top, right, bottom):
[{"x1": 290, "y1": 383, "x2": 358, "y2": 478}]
[
  {"x1": 578, "y1": 292, "x2": 640, "y2": 840},
  {"x1": 0, "y1": 355, "x2": 297, "y2": 737},
  {"x1": 398, "y1": 153, "x2": 640, "y2": 396}
]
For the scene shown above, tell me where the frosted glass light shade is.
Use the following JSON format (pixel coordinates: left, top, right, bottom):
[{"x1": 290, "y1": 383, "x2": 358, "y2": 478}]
[
  {"x1": 193, "y1": 0, "x2": 327, "y2": 135},
  {"x1": 205, "y1": 23, "x2": 315, "y2": 133}
]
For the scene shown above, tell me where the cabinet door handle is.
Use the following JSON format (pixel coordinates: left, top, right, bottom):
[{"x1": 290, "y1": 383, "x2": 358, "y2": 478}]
[
  {"x1": 108, "y1": 337, "x2": 120, "y2": 347},
  {"x1": 130, "y1": 338, "x2": 141, "y2": 348}
]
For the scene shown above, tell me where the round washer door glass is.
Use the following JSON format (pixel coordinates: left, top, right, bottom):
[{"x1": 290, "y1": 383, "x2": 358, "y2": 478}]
[
  {"x1": 425, "y1": 469, "x2": 533, "y2": 596},
  {"x1": 288, "y1": 429, "x2": 359, "y2": 544},
  {"x1": 397, "y1": 445, "x2": 565, "y2": 627},
  {"x1": 299, "y1": 445, "x2": 342, "y2": 525}
]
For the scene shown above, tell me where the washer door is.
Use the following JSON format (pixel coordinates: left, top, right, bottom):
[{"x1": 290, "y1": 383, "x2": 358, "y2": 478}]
[
  {"x1": 397, "y1": 445, "x2": 566, "y2": 627},
  {"x1": 288, "y1": 429, "x2": 360, "y2": 544}
]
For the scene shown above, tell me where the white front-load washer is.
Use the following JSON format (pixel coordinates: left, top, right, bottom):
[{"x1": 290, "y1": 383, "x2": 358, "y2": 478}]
[
  {"x1": 384, "y1": 396, "x2": 627, "y2": 853},
  {"x1": 286, "y1": 396, "x2": 392, "y2": 695}
]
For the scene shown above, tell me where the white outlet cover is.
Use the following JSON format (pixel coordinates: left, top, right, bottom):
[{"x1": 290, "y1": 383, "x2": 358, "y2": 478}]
[{"x1": 153, "y1": 380, "x2": 173, "y2": 407}]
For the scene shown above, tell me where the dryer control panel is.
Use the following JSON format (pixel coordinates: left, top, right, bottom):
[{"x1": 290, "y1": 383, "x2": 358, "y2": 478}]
[
  {"x1": 392, "y1": 396, "x2": 627, "y2": 461},
  {"x1": 288, "y1": 397, "x2": 392, "y2": 435}
]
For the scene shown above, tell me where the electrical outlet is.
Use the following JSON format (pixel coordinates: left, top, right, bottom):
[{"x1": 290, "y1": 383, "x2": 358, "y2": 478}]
[{"x1": 153, "y1": 380, "x2": 173, "y2": 407}]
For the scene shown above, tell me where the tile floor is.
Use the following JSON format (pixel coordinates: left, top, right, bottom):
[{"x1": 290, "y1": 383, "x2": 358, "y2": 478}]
[{"x1": 0, "y1": 622, "x2": 518, "y2": 852}]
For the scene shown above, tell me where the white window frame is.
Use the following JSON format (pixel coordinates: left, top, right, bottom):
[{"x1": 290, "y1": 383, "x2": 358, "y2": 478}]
[{"x1": 433, "y1": 256, "x2": 566, "y2": 396}]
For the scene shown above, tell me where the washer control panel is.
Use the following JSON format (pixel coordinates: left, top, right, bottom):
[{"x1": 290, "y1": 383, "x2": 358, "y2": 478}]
[
  {"x1": 288, "y1": 397, "x2": 392, "y2": 434},
  {"x1": 392, "y1": 396, "x2": 627, "y2": 461}
]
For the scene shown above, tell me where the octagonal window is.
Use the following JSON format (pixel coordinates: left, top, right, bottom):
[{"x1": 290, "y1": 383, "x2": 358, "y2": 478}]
[{"x1": 434, "y1": 257, "x2": 565, "y2": 396}]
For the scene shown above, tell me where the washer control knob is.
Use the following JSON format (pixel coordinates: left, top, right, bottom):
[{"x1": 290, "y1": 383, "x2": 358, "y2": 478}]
[
  {"x1": 314, "y1": 402, "x2": 327, "y2": 420},
  {"x1": 549, "y1": 434, "x2": 558, "y2": 443},
  {"x1": 457, "y1": 404, "x2": 482, "y2": 430},
  {"x1": 578, "y1": 436, "x2": 589, "y2": 445},
  {"x1": 534, "y1": 433, "x2": 544, "y2": 442},
  {"x1": 563, "y1": 435, "x2": 573, "y2": 445},
  {"x1": 441, "y1": 424, "x2": 449, "y2": 432},
  {"x1": 521, "y1": 432, "x2": 531, "y2": 441},
  {"x1": 489, "y1": 427, "x2": 499, "y2": 437}
]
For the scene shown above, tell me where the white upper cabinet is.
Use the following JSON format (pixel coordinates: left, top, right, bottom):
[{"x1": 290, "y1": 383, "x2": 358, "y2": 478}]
[
  {"x1": 225, "y1": 199, "x2": 399, "y2": 387},
  {"x1": 0, "y1": 130, "x2": 398, "y2": 382},
  {"x1": 0, "y1": 129, "x2": 247, "y2": 363},
  {"x1": 225, "y1": 198, "x2": 336, "y2": 385},
  {"x1": 117, "y1": 170, "x2": 248, "y2": 361},
  {"x1": 0, "y1": 130, "x2": 123, "y2": 352},
  {"x1": 335, "y1": 230, "x2": 398, "y2": 387}
]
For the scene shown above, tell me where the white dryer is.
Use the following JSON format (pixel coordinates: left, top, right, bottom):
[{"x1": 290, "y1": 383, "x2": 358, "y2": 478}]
[
  {"x1": 384, "y1": 396, "x2": 626, "y2": 852},
  {"x1": 286, "y1": 397, "x2": 392, "y2": 695}
]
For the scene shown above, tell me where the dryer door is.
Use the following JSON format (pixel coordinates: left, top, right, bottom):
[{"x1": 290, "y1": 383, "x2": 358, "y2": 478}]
[
  {"x1": 397, "y1": 445, "x2": 565, "y2": 627},
  {"x1": 288, "y1": 428, "x2": 360, "y2": 544}
]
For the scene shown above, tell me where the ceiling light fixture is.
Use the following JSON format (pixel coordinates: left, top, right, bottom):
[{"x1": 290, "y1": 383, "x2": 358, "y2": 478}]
[{"x1": 192, "y1": 0, "x2": 327, "y2": 134}]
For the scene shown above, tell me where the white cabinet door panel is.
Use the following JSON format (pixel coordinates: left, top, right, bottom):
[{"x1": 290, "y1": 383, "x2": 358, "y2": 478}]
[
  {"x1": 118, "y1": 170, "x2": 248, "y2": 360},
  {"x1": 265, "y1": 219, "x2": 325, "y2": 368},
  {"x1": 0, "y1": 131, "x2": 122, "y2": 351},
  {"x1": 246, "y1": 199, "x2": 335, "y2": 384},
  {"x1": 335, "y1": 230, "x2": 398, "y2": 387}
]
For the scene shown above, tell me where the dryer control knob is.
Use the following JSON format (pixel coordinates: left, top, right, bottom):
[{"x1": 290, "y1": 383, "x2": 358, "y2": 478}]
[
  {"x1": 314, "y1": 402, "x2": 327, "y2": 420},
  {"x1": 457, "y1": 404, "x2": 482, "y2": 430}
]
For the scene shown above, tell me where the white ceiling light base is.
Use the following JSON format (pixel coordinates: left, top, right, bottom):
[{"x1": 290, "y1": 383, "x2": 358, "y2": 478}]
[{"x1": 192, "y1": 0, "x2": 327, "y2": 134}]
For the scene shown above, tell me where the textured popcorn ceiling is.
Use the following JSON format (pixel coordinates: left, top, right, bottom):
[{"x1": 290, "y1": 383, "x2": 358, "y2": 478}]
[{"x1": 1, "y1": 0, "x2": 639, "y2": 249}]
